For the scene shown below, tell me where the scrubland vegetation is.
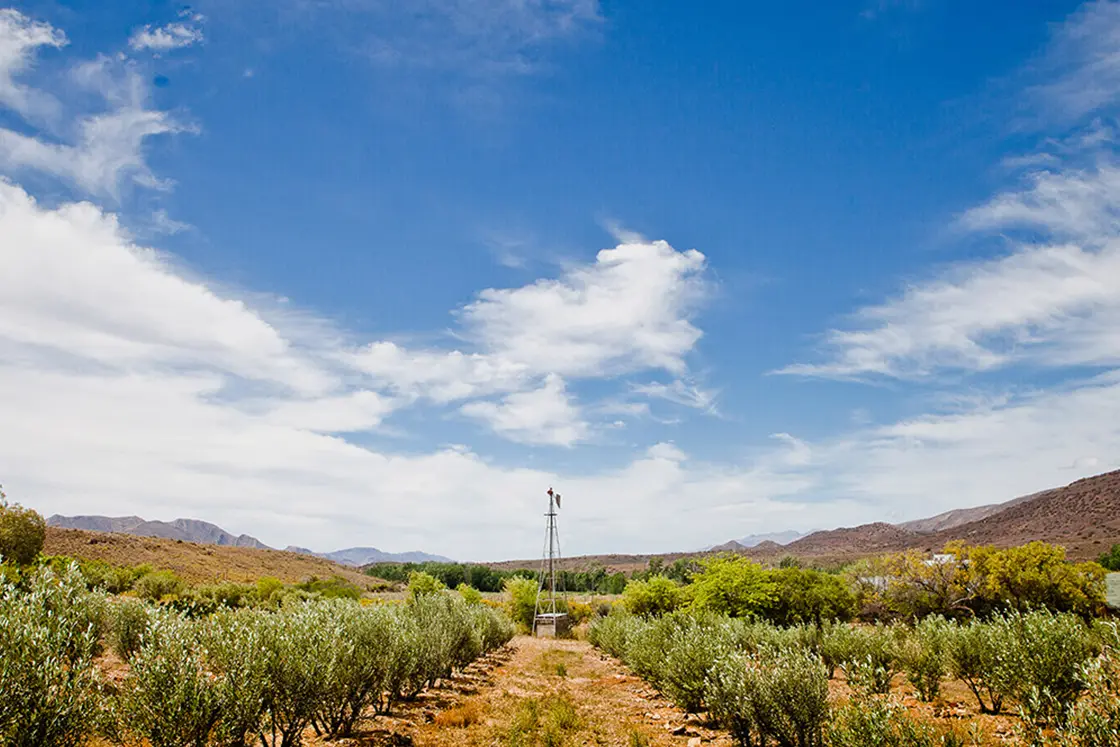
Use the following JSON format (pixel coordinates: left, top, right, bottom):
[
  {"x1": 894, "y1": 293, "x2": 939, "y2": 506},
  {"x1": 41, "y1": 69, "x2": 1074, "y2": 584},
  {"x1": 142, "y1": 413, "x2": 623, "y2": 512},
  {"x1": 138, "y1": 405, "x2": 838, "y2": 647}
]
[
  {"x1": 5, "y1": 492, "x2": 1120, "y2": 746},
  {"x1": 591, "y1": 549, "x2": 1119, "y2": 746},
  {"x1": 0, "y1": 561, "x2": 515, "y2": 746},
  {"x1": 1, "y1": 494, "x2": 516, "y2": 746}
]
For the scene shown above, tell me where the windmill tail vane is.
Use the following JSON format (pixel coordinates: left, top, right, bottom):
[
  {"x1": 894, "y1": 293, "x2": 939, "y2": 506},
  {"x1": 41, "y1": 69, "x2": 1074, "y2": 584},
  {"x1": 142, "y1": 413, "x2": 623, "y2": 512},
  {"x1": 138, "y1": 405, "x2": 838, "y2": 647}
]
[{"x1": 548, "y1": 487, "x2": 561, "y2": 509}]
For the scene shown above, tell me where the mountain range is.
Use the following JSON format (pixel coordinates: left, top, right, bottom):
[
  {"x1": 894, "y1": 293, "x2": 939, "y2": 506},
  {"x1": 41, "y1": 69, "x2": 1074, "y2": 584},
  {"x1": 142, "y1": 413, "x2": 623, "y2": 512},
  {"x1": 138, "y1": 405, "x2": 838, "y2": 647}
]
[
  {"x1": 46, "y1": 515, "x2": 451, "y2": 566},
  {"x1": 729, "y1": 469, "x2": 1120, "y2": 563}
]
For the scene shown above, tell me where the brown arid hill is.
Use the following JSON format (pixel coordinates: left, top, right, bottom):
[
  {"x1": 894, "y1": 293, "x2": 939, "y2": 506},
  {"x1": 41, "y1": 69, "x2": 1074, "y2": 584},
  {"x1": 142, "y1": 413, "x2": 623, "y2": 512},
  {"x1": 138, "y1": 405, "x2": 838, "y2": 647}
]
[
  {"x1": 763, "y1": 522, "x2": 919, "y2": 564},
  {"x1": 44, "y1": 527, "x2": 382, "y2": 587},
  {"x1": 485, "y1": 469, "x2": 1120, "y2": 573},
  {"x1": 917, "y1": 469, "x2": 1120, "y2": 560},
  {"x1": 709, "y1": 539, "x2": 748, "y2": 553},
  {"x1": 897, "y1": 491, "x2": 1044, "y2": 534}
]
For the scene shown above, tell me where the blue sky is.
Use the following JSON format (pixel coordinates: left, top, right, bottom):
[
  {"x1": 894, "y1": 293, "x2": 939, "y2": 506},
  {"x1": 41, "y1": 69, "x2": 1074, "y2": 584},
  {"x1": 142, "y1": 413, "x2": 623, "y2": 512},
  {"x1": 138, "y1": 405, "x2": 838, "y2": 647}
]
[{"x1": 2, "y1": 0, "x2": 1119, "y2": 560}]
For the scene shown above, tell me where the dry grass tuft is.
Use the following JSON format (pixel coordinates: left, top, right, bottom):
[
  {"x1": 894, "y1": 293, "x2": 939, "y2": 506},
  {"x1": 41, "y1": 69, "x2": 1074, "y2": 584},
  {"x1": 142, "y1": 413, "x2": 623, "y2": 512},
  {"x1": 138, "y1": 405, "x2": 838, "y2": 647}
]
[{"x1": 434, "y1": 700, "x2": 484, "y2": 728}]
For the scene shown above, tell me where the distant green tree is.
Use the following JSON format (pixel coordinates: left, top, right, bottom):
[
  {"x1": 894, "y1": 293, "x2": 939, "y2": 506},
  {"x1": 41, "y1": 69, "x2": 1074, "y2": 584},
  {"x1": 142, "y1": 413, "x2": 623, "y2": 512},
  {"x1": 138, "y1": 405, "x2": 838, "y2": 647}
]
[
  {"x1": 603, "y1": 572, "x2": 628, "y2": 595},
  {"x1": 406, "y1": 571, "x2": 445, "y2": 600},
  {"x1": 688, "y1": 554, "x2": 776, "y2": 618},
  {"x1": 621, "y1": 575, "x2": 684, "y2": 617},
  {"x1": 0, "y1": 488, "x2": 46, "y2": 566},
  {"x1": 1099, "y1": 544, "x2": 1120, "y2": 572},
  {"x1": 765, "y1": 567, "x2": 856, "y2": 625}
]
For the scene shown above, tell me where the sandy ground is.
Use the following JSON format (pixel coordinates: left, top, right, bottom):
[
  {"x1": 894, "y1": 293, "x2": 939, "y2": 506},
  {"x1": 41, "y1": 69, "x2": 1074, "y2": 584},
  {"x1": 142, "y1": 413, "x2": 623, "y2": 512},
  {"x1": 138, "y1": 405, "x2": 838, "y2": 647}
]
[
  {"x1": 292, "y1": 635, "x2": 731, "y2": 746},
  {"x1": 90, "y1": 634, "x2": 1026, "y2": 746}
]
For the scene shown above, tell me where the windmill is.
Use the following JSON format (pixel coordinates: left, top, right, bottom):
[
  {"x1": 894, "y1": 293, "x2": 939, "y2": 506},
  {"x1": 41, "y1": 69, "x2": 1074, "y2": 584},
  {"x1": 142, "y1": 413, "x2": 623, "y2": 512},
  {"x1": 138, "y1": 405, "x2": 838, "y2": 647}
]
[{"x1": 533, "y1": 487, "x2": 569, "y2": 637}]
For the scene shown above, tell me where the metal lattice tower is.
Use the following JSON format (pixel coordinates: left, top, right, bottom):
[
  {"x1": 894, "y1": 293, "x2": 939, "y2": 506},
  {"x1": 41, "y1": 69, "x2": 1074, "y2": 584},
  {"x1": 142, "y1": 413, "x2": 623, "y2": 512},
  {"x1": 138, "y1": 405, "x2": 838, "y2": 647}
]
[{"x1": 533, "y1": 487, "x2": 567, "y2": 635}]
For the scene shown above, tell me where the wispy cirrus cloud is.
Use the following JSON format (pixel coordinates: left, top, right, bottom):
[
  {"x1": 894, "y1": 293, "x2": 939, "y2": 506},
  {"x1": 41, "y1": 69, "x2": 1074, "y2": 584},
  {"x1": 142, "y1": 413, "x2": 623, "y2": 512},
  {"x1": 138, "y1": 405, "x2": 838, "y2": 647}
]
[
  {"x1": 129, "y1": 13, "x2": 205, "y2": 53},
  {"x1": 0, "y1": 8, "x2": 65, "y2": 119},
  {"x1": 356, "y1": 0, "x2": 600, "y2": 78},
  {"x1": 0, "y1": 11, "x2": 192, "y2": 199},
  {"x1": 779, "y1": 1, "x2": 1120, "y2": 382}
]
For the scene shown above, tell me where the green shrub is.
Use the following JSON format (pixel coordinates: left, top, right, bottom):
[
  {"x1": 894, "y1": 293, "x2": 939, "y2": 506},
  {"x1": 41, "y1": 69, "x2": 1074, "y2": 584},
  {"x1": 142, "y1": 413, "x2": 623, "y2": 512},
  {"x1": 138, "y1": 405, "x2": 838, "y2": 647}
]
[
  {"x1": 946, "y1": 618, "x2": 1010, "y2": 714},
  {"x1": 458, "y1": 582, "x2": 483, "y2": 605},
  {"x1": 706, "y1": 646, "x2": 829, "y2": 747},
  {"x1": 898, "y1": 616, "x2": 951, "y2": 702},
  {"x1": 688, "y1": 554, "x2": 776, "y2": 618},
  {"x1": 406, "y1": 570, "x2": 446, "y2": 601},
  {"x1": 838, "y1": 624, "x2": 898, "y2": 695},
  {"x1": 310, "y1": 602, "x2": 395, "y2": 738},
  {"x1": 134, "y1": 569, "x2": 186, "y2": 602},
  {"x1": 658, "y1": 614, "x2": 733, "y2": 712},
  {"x1": 1060, "y1": 622, "x2": 1120, "y2": 746},
  {"x1": 118, "y1": 612, "x2": 224, "y2": 747},
  {"x1": 258, "y1": 604, "x2": 334, "y2": 746},
  {"x1": 78, "y1": 559, "x2": 148, "y2": 593},
  {"x1": 472, "y1": 603, "x2": 516, "y2": 654},
  {"x1": 588, "y1": 609, "x2": 639, "y2": 659},
  {"x1": 505, "y1": 576, "x2": 539, "y2": 631},
  {"x1": 204, "y1": 610, "x2": 270, "y2": 747},
  {"x1": 110, "y1": 597, "x2": 152, "y2": 661},
  {"x1": 765, "y1": 567, "x2": 856, "y2": 626},
  {"x1": 994, "y1": 609, "x2": 1098, "y2": 726},
  {"x1": 827, "y1": 698, "x2": 941, "y2": 747},
  {"x1": 296, "y1": 575, "x2": 362, "y2": 600},
  {"x1": 255, "y1": 576, "x2": 285, "y2": 607},
  {"x1": 818, "y1": 621, "x2": 858, "y2": 679},
  {"x1": 0, "y1": 563, "x2": 106, "y2": 747},
  {"x1": 0, "y1": 492, "x2": 46, "y2": 566},
  {"x1": 1098, "y1": 545, "x2": 1120, "y2": 572},
  {"x1": 706, "y1": 651, "x2": 761, "y2": 747},
  {"x1": 749, "y1": 646, "x2": 830, "y2": 747},
  {"x1": 621, "y1": 575, "x2": 685, "y2": 617}
]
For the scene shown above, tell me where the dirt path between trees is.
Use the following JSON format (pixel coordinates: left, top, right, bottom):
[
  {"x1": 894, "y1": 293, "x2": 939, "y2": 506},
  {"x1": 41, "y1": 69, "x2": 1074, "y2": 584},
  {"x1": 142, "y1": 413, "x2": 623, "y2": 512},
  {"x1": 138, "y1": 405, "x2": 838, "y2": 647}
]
[{"x1": 351, "y1": 635, "x2": 733, "y2": 747}]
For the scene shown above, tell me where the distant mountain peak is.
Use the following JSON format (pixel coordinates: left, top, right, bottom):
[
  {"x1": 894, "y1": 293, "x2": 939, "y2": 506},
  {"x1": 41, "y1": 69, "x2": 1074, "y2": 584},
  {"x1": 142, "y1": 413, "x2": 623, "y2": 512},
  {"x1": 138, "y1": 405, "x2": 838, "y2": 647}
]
[{"x1": 47, "y1": 514, "x2": 452, "y2": 565}]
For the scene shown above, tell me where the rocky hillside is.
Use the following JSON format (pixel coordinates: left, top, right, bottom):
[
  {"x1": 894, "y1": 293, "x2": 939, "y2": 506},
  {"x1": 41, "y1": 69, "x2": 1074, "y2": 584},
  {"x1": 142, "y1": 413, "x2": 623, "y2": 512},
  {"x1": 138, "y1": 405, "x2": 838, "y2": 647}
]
[
  {"x1": 49, "y1": 515, "x2": 269, "y2": 549},
  {"x1": 43, "y1": 527, "x2": 380, "y2": 586}
]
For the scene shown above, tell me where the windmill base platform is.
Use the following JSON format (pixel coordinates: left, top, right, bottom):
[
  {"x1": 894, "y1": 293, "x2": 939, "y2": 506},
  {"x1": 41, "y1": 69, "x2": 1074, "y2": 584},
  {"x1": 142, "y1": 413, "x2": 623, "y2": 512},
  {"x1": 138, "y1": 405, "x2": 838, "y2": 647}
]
[{"x1": 533, "y1": 612, "x2": 570, "y2": 638}]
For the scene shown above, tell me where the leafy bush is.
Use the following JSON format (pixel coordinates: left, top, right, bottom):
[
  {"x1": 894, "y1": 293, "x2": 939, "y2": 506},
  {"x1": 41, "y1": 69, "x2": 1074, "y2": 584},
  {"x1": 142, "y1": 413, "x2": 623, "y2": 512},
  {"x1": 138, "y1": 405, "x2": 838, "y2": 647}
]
[
  {"x1": 658, "y1": 614, "x2": 733, "y2": 712},
  {"x1": 898, "y1": 616, "x2": 951, "y2": 702},
  {"x1": 871, "y1": 542, "x2": 1107, "y2": 620},
  {"x1": 204, "y1": 610, "x2": 270, "y2": 747},
  {"x1": 134, "y1": 569, "x2": 186, "y2": 602},
  {"x1": 1060, "y1": 622, "x2": 1120, "y2": 746},
  {"x1": 588, "y1": 609, "x2": 639, "y2": 659},
  {"x1": 688, "y1": 554, "x2": 776, "y2": 618},
  {"x1": 621, "y1": 575, "x2": 684, "y2": 617},
  {"x1": 457, "y1": 582, "x2": 483, "y2": 605},
  {"x1": 706, "y1": 651, "x2": 761, "y2": 747},
  {"x1": 765, "y1": 567, "x2": 856, "y2": 626},
  {"x1": 109, "y1": 597, "x2": 152, "y2": 661},
  {"x1": 311, "y1": 602, "x2": 399, "y2": 737},
  {"x1": 837, "y1": 624, "x2": 898, "y2": 695},
  {"x1": 505, "y1": 576, "x2": 539, "y2": 631},
  {"x1": 945, "y1": 618, "x2": 1009, "y2": 714},
  {"x1": 566, "y1": 599, "x2": 593, "y2": 625},
  {"x1": 1098, "y1": 544, "x2": 1120, "y2": 572},
  {"x1": 0, "y1": 563, "x2": 107, "y2": 747},
  {"x1": 994, "y1": 609, "x2": 1098, "y2": 726},
  {"x1": 706, "y1": 646, "x2": 829, "y2": 747},
  {"x1": 406, "y1": 570, "x2": 445, "y2": 600},
  {"x1": 827, "y1": 699, "x2": 943, "y2": 747},
  {"x1": 0, "y1": 492, "x2": 46, "y2": 566},
  {"x1": 77, "y1": 559, "x2": 149, "y2": 593},
  {"x1": 118, "y1": 612, "x2": 225, "y2": 747},
  {"x1": 296, "y1": 575, "x2": 362, "y2": 600}
]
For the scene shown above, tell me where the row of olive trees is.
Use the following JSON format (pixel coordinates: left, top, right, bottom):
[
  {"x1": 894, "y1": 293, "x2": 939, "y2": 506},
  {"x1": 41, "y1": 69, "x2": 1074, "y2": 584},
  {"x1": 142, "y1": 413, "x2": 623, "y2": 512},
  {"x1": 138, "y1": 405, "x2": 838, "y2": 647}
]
[
  {"x1": 590, "y1": 609, "x2": 1120, "y2": 746},
  {"x1": 0, "y1": 562, "x2": 515, "y2": 747}
]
